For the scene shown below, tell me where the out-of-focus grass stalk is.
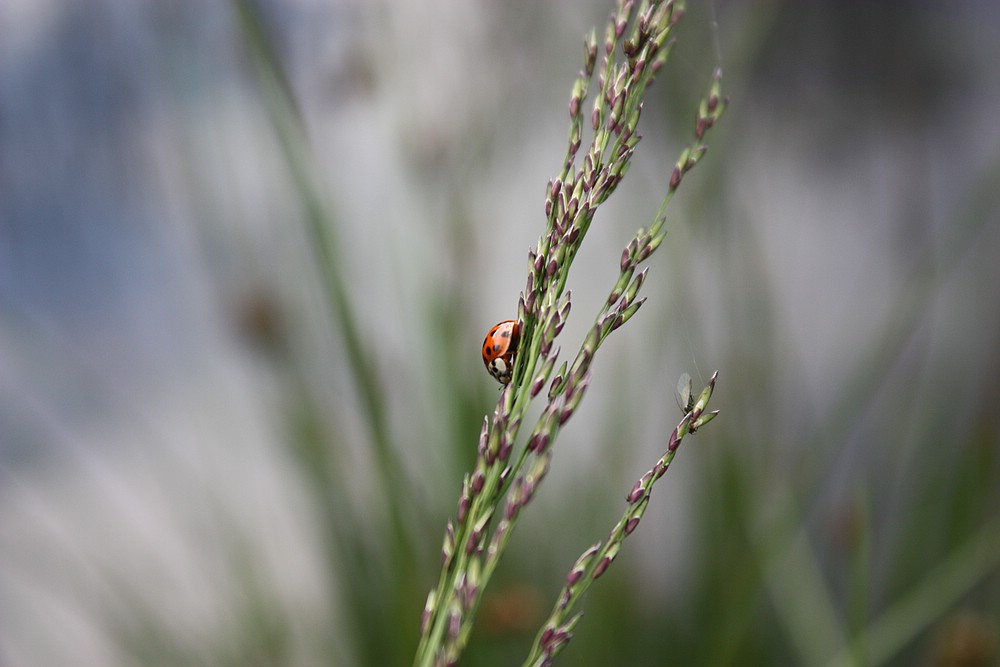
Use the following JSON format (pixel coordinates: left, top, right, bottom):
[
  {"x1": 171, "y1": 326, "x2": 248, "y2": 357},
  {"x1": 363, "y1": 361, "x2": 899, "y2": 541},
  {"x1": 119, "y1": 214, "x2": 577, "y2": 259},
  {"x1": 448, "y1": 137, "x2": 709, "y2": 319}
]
[
  {"x1": 848, "y1": 490, "x2": 872, "y2": 666},
  {"x1": 750, "y1": 123, "x2": 1000, "y2": 667},
  {"x1": 824, "y1": 514, "x2": 1000, "y2": 667},
  {"x1": 414, "y1": 1, "x2": 726, "y2": 664},
  {"x1": 232, "y1": 0, "x2": 419, "y2": 662},
  {"x1": 230, "y1": 0, "x2": 411, "y2": 519},
  {"x1": 755, "y1": 492, "x2": 846, "y2": 667}
]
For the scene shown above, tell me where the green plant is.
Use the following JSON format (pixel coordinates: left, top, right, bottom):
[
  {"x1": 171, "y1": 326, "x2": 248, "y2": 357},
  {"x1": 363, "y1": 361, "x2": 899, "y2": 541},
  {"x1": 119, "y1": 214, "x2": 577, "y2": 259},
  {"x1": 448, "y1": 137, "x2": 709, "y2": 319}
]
[{"x1": 413, "y1": 1, "x2": 726, "y2": 664}]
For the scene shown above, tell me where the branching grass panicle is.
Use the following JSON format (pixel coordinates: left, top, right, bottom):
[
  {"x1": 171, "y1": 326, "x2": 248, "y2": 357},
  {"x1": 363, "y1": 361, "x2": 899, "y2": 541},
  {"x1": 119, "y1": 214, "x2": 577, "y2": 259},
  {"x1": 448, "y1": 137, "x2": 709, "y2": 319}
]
[{"x1": 413, "y1": 1, "x2": 726, "y2": 665}]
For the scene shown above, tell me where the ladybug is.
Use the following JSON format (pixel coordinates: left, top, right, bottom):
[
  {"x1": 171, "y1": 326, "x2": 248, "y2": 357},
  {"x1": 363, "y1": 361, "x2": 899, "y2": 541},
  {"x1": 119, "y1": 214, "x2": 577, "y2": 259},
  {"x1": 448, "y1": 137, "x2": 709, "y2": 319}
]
[{"x1": 482, "y1": 320, "x2": 521, "y2": 385}]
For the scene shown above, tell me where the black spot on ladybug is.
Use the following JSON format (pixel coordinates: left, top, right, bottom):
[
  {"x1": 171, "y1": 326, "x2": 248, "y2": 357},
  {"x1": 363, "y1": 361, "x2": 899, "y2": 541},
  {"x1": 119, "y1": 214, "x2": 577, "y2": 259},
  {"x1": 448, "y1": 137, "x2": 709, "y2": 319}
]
[{"x1": 501, "y1": 331, "x2": 510, "y2": 338}]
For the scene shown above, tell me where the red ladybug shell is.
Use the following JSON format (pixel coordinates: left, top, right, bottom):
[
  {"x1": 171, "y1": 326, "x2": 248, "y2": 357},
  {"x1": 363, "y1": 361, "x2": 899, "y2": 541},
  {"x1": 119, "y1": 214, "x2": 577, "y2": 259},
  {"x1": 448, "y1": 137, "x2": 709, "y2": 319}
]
[{"x1": 482, "y1": 320, "x2": 521, "y2": 385}]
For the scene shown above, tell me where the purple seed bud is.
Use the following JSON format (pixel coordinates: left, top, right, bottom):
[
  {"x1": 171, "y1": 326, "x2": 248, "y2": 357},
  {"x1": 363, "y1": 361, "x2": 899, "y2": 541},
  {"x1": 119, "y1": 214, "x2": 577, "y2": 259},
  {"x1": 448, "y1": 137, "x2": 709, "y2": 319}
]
[
  {"x1": 547, "y1": 258, "x2": 558, "y2": 278},
  {"x1": 566, "y1": 568, "x2": 584, "y2": 587},
  {"x1": 548, "y1": 382, "x2": 562, "y2": 403},
  {"x1": 632, "y1": 57, "x2": 646, "y2": 83},
  {"x1": 471, "y1": 471, "x2": 485, "y2": 494},
  {"x1": 625, "y1": 517, "x2": 641, "y2": 534},
  {"x1": 449, "y1": 610, "x2": 461, "y2": 638},
  {"x1": 667, "y1": 428, "x2": 682, "y2": 452},
  {"x1": 443, "y1": 523, "x2": 454, "y2": 564},
  {"x1": 505, "y1": 497, "x2": 518, "y2": 521},
  {"x1": 466, "y1": 532, "x2": 481, "y2": 556},
  {"x1": 592, "y1": 556, "x2": 612, "y2": 579},
  {"x1": 669, "y1": 166, "x2": 682, "y2": 191},
  {"x1": 551, "y1": 179, "x2": 561, "y2": 199},
  {"x1": 591, "y1": 107, "x2": 600, "y2": 131},
  {"x1": 553, "y1": 320, "x2": 567, "y2": 341},
  {"x1": 569, "y1": 96, "x2": 580, "y2": 118},
  {"x1": 559, "y1": 405, "x2": 574, "y2": 426},
  {"x1": 509, "y1": 413, "x2": 522, "y2": 433},
  {"x1": 563, "y1": 368, "x2": 577, "y2": 399},
  {"x1": 636, "y1": 265, "x2": 649, "y2": 284},
  {"x1": 559, "y1": 211, "x2": 571, "y2": 232},
  {"x1": 463, "y1": 581, "x2": 479, "y2": 609},
  {"x1": 498, "y1": 438, "x2": 513, "y2": 462},
  {"x1": 540, "y1": 627, "x2": 554, "y2": 648},
  {"x1": 581, "y1": 542, "x2": 602, "y2": 561},
  {"x1": 522, "y1": 480, "x2": 535, "y2": 505},
  {"x1": 477, "y1": 418, "x2": 489, "y2": 453},
  {"x1": 627, "y1": 480, "x2": 645, "y2": 503}
]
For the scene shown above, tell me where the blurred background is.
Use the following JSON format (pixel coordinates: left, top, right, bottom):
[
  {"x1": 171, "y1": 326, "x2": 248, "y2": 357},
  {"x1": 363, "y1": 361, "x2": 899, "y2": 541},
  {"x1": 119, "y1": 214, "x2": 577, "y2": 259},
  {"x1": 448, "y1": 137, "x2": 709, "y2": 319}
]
[{"x1": 2, "y1": 0, "x2": 999, "y2": 665}]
